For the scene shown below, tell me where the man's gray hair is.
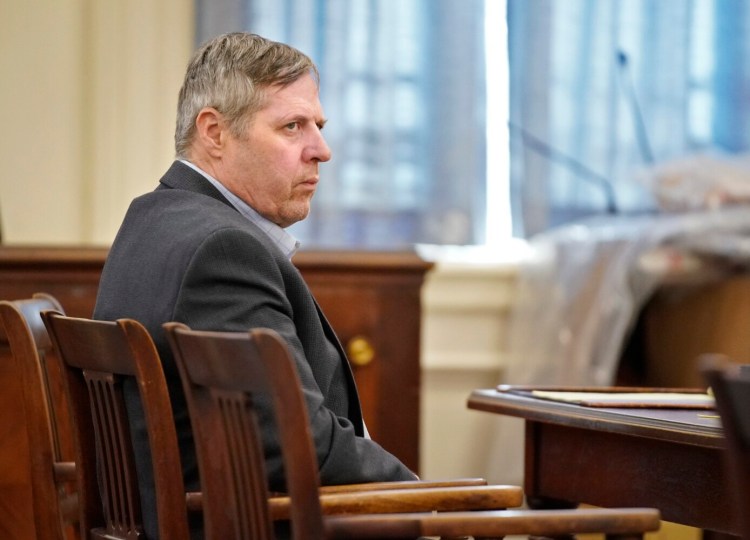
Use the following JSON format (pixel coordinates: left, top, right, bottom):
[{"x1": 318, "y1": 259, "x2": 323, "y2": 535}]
[{"x1": 174, "y1": 32, "x2": 319, "y2": 158}]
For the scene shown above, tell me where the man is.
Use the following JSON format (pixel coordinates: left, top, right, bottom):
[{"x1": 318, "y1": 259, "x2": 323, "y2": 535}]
[{"x1": 94, "y1": 32, "x2": 417, "y2": 538}]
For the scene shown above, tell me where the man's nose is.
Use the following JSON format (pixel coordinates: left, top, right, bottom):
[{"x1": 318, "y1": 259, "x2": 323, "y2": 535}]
[
  {"x1": 307, "y1": 130, "x2": 332, "y2": 163},
  {"x1": 318, "y1": 137, "x2": 332, "y2": 162}
]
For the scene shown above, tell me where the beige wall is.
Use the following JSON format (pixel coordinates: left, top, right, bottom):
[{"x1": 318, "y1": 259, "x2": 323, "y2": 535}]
[{"x1": 0, "y1": 0, "x2": 193, "y2": 245}]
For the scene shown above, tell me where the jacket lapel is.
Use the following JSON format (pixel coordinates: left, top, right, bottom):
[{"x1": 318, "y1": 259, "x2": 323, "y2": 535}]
[{"x1": 311, "y1": 298, "x2": 366, "y2": 436}]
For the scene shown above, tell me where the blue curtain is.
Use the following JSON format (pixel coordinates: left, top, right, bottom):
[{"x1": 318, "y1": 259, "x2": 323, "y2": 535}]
[{"x1": 508, "y1": 0, "x2": 750, "y2": 236}]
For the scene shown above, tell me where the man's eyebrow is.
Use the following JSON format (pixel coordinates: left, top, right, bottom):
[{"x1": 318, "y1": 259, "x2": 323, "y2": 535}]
[{"x1": 281, "y1": 113, "x2": 327, "y2": 128}]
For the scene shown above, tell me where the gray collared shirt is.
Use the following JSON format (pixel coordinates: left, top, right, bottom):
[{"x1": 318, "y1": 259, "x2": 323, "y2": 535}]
[{"x1": 179, "y1": 159, "x2": 301, "y2": 259}]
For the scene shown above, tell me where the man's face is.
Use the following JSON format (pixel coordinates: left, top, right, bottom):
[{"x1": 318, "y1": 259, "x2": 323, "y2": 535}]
[{"x1": 218, "y1": 74, "x2": 332, "y2": 227}]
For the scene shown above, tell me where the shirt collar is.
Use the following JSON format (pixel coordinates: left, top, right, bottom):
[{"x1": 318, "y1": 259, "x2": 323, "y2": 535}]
[{"x1": 179, "y1": 159, "x2": 301, "y2": 258}]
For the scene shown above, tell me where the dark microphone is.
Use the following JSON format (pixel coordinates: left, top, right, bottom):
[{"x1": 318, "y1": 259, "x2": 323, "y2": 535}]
[
  {"x1": 617, "y1": 50, "x2": 655, "y2": 164},
  {"x1": 508, "y1": 121, "x2": 618, "y2": 215}
]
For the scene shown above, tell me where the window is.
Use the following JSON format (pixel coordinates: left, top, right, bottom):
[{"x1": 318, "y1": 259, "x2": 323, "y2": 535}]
[{"x1": 196, "y1": 0, "x2": 750, "y2": 246}]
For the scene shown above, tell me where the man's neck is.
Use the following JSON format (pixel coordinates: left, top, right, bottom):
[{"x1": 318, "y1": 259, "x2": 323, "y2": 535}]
[{"x1": 178, "y1": 159, "x2": 300, "y2": 259}]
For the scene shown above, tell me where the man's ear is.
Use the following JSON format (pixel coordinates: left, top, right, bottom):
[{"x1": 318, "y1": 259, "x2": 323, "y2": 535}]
[{"x1": 194, "y1": 107, "x2": 226, "y2": 157}]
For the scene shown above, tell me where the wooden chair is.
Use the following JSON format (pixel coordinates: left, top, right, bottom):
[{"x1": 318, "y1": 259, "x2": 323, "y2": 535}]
[
  {"x1": 700, "y1": 354, "x2": 750, "y2": 540},
  {"x1": 164, "y1": 322, "x2": 662, "y2": 540},
  {"x1": 41, "y1": 312, "x2": 191, "y2": 540},
  {"x1": 0, "y1": 294, "x2": 78, "y2": 540},
  {"x1": 39, "y1": 312, "x2": 528, "y2": 539}
]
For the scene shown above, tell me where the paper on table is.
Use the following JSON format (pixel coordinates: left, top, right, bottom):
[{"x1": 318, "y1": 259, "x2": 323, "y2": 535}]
[{"x1": 530, "y1": 390, "x2": 715, "y2": 408}]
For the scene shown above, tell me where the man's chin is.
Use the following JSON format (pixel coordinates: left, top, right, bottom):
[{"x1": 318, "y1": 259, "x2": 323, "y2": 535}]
[{"x1": 278, "y1": 205, "x2": 311, "y2": 228}]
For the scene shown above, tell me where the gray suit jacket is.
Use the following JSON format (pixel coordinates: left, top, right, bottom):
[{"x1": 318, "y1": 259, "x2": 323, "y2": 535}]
[{"x1": 94, "y1": 161, "x2": 415, "y2": 538}]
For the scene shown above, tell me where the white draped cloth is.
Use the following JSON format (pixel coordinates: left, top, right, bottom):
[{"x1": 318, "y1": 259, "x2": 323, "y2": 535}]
[{"x1": 484, "y1": 206, "x2": 750, "y2": 485}]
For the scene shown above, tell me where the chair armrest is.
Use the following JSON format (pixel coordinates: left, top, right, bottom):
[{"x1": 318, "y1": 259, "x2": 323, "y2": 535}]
[
  {"x1": 316, "y1": 477, "x2": 487, "y2": 494},
  {"x1": 269, "y1": 484, "x2": 524, "y2": 521},
  {"x1": 184, "y1": 480, "x2": 507, "y2": 518},
  {"x1": 323, "y1": 507, "x2": 662, "y2": 538}
]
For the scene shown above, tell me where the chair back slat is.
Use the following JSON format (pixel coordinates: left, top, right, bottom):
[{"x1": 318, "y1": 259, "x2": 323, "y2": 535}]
[
  {"x1": 43, "y1": 312, "x2": 190, "y2": 540},
  {"x1": 0, "y1": 294, "x2": 78, "y2": 540},
  {"x1": 218, "y1": 392, "x2": 267, "y2": 539},
  {"x1": 84, "y1": 371, "x2": 141, "y2": 535},
  {"x1": 164, "y1": 323, "x2": 326, "y2": 540}
]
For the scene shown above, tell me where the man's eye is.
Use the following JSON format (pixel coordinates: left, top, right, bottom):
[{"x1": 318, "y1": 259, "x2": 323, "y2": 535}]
[{"x1": 285, "y1": 122, "x2": 300, "y2": 130}]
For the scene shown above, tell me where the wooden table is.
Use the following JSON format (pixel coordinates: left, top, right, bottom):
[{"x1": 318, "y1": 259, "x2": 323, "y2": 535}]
[{"x1": 468, "y1": 388, "x2": 735, "y2": 535}]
